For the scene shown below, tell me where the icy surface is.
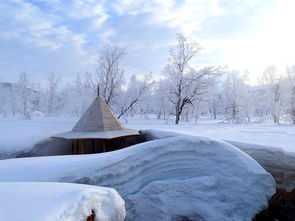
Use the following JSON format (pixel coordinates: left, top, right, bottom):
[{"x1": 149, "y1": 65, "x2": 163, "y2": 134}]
[
  {"x1": 0, "y1": 182, "x2": 125, "y2": 221},
  {"x1": 0, "y1": 133, "x2": 275, "y2": 221}
]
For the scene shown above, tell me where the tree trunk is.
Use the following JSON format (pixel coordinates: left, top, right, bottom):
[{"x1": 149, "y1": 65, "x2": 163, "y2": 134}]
[
  {"x1": 291, "y1": 109, "x2": 295, "y2": 124},
  {"x1": 175, "y1": 113, "x2": 180, "y2": 124},
  {"x1": 157, "y1": 111, "x2": 161, "y2": 119},
  {"x1": 273, "y1": 114, "x2": 280, "y2": 124},
  {"x1": 175, "y1": 97, "x2": 181, "y2": 124},
  {"x1": 213, "y1": 107, "x2": 217, "y2": 120}
]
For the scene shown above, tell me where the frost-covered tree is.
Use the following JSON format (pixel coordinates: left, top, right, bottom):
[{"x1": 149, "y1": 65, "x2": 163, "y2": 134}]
[
  {"x1": 86, "y1": 45, "x2": 125, "y2": 107},
  {"x1": 151, "y1": 80, "x2": 172, "y2": 120},
  {"x1": 60, "y1": 73, "x2": 94, "y2": 117},
  {"x1": 208, "y1": 90, "x2": 223, "y2": 120},
  {"x1": 165, "y1": 33, "x2": 222, "y2": 124},
  {"x1": 46, "y1": 73, "x2": 61, "y2": 116},
  {"x1": 286, "y1": 66, "x2": 295, "y2": 124},
  {"x1": 261, "y1": 66, "x2": 282, "y2": 124},
  {"x1": 223, "y1": 70, "x2": 250, "y2": 123},
  {"x1": 251, "y1": 85, "x2": 268, "y2": 118},
  {"x1": 17, "y1": 72, "x2": 33, "y2": 118},
  {"x1": 0, "y1": 84, "x2": 10, "y2": 117},
  {"x1": 165, "y1": 34, "x2": 200, "y2": 124},
  {"x1": 117, "y1": 74, "x2": 154, "y2": 120}
]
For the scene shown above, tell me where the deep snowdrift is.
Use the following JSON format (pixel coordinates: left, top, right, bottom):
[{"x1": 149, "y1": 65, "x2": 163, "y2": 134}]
[
  {"x1": 142, "y1": 129, "x2": 295, "y2": 190},
  {"x1": 0, "y1": 132, "x2": 275, "y2": 221},
  {"x1": 228, "y1": 141, "x2": 295, "y2": 191},
  {"x1": 0, "y1": 182, "x2": 125, "y2": 221}
]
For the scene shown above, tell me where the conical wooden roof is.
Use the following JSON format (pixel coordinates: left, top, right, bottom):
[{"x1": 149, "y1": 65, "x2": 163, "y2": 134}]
[
  {"x1": 72, "y1": 96, "x2": 123, "y2": 132},
  {"x1": 52, "y1": 87, "x2": 139, "y2": 140}
]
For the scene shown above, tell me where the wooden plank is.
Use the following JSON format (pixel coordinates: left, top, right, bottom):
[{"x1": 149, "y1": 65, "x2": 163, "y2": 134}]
[
  {"x1": 76, "y1": 140, "x2": 80, "y2": 154},
  {"x1": 71, "y1": 140, "x2": 74, "y2": 154},
  {"x1": 82, "y1": 140, "x2": 87, "y2": 154},
  {"x1": 92, "y1": 140, "x2": 95, "y2": 153},
  {"x1": 102, "y1": 140, "x2": 106, "y2": 152},
  {"x1": 120, "y1": 138, "x2": 125, "y2": 149}
]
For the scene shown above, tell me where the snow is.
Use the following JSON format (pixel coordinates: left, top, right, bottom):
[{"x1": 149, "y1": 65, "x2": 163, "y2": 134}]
[
  {"x1": 127, "y1": 117, "x2": 295, "y2": 153},
  {"x1": 0, "y1": 182, "x2": 125, "y2": 221},
  {"x1": 0, "y1": 132, "x2": 275, "y2": 221},
  {"x1": 0, "y1": 117, "x2": 74, "y2": 158},
  {"x1": 141, "y1": 128, "x2": 295, "y2": 190},
  {"x1": 53, "y1": 128, "x2": 139, "y2": 140},
  {"x1": 0, "y1": 117, "x2": 294, "y2": 158}
]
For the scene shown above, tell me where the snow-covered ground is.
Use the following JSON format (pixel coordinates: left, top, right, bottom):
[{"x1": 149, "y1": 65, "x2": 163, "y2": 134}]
[
  {"x1": 0, "y1": 116, "x2": 294, "y2": 189},
  {"x1": 127, "y1": 117, "x2": 295, "y2": 153},
  {"x1": 0, "y1": 182, "x2": 125, "y2": 221},
  {"x1": 0, "y1": 116, "x2": 294, "y2": 155},
  {"x1": 0, "y1": 133, "x2": 275, "y2": 221},
  {"x1": 0, "y1": 117, "x2": 74, "y2": 157}
]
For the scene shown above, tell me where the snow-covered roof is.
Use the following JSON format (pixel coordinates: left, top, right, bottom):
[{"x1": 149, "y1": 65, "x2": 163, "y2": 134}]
[
  {"x1": 53, "y1": 87, "x2": 139, "y2": 139},
  {"x1": 52, "y1": 128, "x2": 139, "y2": 140}
]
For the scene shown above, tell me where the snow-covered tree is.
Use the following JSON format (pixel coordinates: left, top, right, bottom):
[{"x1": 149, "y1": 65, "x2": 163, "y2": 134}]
[
  {"x1": 223, "y1": 70, "x2": 250, "y2": 123},
  {"x1": 117, "y1": 74, "x2": 154, "y2": 120},
  {"x1": 60, "y1": 73, "x2": 94, "y2": 117},
  {"x1": 286, "y1": 66, "x2": 295, "y2": 124},
  {"x1": 0, "y1": 84, "x2": 10, "y2": 117},
  {"x1": 86, "y1": 45, "x2": 125, "y2": 107},
  {"x1": 150, "y1": 80, "x2": 172, "y2": 120},
  {"x1": 17, "y1": 72, "x2": 33, "y2": 118},
  {"x1": 261, "y1": 66, "x2": 282, "y2": 124},
  {"x1": 45, "y1": 73, "x2": 61, "y2": 116},
  {"x1": 207, "y1": 90, "x2": 223, "y2": 120},
  {"x1": 165, "y1": 33, "x2": 222, "y2": 124}
]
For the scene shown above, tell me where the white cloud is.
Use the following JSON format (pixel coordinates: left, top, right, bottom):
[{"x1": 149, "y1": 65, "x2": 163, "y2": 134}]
[
  {"x1": 109, "y1": 0, "x2": 226, "y2": 35},
  {"x1": 1, "y1": 0, "x2": 292, "y2": 85},
  {"x1": 0, "y1": 0, "x2": 88, "y2": 52}
]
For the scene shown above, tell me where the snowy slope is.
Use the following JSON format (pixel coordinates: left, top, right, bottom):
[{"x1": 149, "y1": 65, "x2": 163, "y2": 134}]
[
  {"x1": 0, "y1": 133, "x2": 275, "y2": 221},
  {"x1": 0, "y1": 182, "x2": 125, "y2": 221}
]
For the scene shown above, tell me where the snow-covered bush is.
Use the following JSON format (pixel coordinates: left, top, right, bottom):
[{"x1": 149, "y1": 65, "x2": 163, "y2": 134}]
[{"x1": 30, "y1": 111, "x2": 44, "y2": 119}]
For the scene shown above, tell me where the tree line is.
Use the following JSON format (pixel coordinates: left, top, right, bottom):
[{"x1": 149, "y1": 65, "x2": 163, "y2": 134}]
[{"x1": 0, "y1": 34, "x2": 295, "y2": 124}]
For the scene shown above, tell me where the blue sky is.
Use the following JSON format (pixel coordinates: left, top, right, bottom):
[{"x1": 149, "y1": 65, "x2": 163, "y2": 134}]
[{"x1": 0, "y1": 0, "x2": 294, "y2": 84}]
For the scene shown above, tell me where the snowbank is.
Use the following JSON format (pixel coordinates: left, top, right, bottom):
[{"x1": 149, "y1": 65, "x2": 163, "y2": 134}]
[
  {"x1": 0, "y1": 118, "x2": 74, "y2": 159},
  {"x1": 0, "y1": 132, "x2": 275, "y2": 221},
  {"x1": 0, "y1": 182, "x2": 125, "y2": 221},
  {"x1": 228, "y1": 141, "x2": 295, "y2": 191},
  {"x1": 142, "y1": 129, "x2": 295, "y2": 190}
]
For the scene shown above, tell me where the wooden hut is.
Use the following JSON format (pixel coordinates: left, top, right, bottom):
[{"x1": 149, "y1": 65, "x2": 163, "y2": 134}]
[{"x1": 52, "y1": 86, "x2": 139, "y2": 154}]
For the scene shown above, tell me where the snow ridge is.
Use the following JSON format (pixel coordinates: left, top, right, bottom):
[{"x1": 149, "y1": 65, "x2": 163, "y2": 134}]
[{"x1": 0, "y1": 132, "x2": 275, "y2": 221}]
